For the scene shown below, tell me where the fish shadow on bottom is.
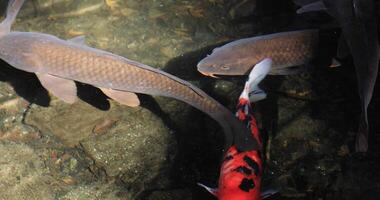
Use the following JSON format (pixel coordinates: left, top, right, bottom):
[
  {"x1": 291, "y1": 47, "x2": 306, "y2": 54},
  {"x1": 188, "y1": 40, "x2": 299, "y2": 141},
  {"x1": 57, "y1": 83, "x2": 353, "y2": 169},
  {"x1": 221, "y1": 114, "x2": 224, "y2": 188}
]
[{"x1": 0, "y1": 59, "x2": 50, "y2": 106}]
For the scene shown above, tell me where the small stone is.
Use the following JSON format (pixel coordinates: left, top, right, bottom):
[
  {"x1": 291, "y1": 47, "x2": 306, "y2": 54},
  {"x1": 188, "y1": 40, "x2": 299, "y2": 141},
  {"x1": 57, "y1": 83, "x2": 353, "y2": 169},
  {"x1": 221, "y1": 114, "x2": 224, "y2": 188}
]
[{"x1": 337, "y1": 145, "x2": 350, "y2": 157}]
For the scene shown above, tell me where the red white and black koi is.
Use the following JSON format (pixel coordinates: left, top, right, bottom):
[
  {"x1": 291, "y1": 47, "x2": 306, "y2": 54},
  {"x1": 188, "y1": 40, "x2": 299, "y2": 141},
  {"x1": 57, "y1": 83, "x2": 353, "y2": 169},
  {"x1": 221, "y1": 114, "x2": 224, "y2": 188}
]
[{"x1": 199, "y1": 59, "x2": 273, "y2": 200}]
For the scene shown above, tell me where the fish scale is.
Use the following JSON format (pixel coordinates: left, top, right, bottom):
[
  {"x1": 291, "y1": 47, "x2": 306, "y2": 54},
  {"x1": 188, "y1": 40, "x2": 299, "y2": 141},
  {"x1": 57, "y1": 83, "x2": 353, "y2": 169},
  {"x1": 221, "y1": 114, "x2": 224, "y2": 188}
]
[{"x1": 256, "y1": 30, "x2": 317, "y2": 68}]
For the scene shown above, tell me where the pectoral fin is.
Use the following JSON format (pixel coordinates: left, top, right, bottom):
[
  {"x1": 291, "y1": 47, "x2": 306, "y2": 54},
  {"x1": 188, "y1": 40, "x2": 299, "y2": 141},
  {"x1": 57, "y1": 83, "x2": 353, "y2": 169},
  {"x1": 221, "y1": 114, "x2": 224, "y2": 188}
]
[
  {"x1": 68, "y1": 35, "x2": 86, "y2": 45},
  {"x1": 328, "y1": 58, "x2": 341, "y2": 68},
  {"x1": 100, "y1": 88, "x2": 140, "y2": 107},
  {"x1": 261, "y1": 188, "x2": 279, "y2": 199},
  {"x1": 36, "y1": 73, "x2": 77, "y2": 103},
  {"x1": 197, "y1": 183, "x2": 218, "y2": 197}
]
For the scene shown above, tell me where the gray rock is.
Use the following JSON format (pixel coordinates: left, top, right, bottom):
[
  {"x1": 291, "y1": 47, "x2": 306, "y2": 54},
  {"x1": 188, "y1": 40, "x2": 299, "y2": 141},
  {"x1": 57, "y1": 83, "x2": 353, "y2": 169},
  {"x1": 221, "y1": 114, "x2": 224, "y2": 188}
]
[
  {"x1": 59, "y1": 183, "x2": 128, "y2": 200},
  {"x1": 78, "y1": 101, "x2": 176, "y2": 194}
]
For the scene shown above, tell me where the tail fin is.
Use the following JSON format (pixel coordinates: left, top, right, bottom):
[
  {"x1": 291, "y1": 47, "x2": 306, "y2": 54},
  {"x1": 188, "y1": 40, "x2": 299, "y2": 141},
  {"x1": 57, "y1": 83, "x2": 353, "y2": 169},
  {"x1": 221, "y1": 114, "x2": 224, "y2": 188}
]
[
  {"x1": 296, "y1": 1, "x2": 326, "y2": 14},
  {"x1": 0, "y1": 0, "x2": 26, "y2": 36},
  {"x1": 240, "y1": 58, "x2": 272, "y2": 103}
]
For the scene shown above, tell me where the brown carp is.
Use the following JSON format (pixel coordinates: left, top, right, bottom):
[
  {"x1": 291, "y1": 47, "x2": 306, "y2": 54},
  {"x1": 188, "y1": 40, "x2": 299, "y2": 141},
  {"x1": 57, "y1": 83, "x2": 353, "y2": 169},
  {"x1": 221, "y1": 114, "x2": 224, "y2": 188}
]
[
  {"x1": 197, "y1": 30, "x2": 319, "y2": 77},
  {"x1": 0, "y1": 0, "x2": 260, "y2": 151}
]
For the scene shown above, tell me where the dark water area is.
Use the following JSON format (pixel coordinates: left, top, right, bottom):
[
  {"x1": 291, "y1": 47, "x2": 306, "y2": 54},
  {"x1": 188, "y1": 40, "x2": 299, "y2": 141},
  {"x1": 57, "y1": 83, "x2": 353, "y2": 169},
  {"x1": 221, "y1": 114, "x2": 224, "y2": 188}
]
[{"x1": 0, "y1": 0, "x2": 379, "y2": 199}]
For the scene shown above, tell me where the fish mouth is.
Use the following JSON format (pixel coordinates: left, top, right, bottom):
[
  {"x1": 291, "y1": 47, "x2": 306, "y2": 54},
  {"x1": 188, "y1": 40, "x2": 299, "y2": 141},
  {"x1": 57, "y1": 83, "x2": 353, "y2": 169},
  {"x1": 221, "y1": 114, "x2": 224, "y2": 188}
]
[{"x1": 199, "y1": 71, "x2": 219, "y2": 78}]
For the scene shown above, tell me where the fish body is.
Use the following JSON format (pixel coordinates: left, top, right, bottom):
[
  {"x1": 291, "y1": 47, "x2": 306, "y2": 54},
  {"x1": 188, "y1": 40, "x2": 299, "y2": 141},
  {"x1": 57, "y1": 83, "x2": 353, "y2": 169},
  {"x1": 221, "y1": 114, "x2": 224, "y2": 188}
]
[
  {"x1": 0, "y1": 31, "x2": 227, "y2": 116},
  {"x1": 0, "y1": 0, "x2": 259, "y2": 151},
  {"x1": 295, "y1": 0, "x2": 379, "y2": 152},
  {"x1": 215, "y1": 138, "x2": 263, "y2": 200},
  {"x1": 199, "y1": 59, "x2": 273, "y2": 200},
  {"x1": 197, "y1": 30, "x2": 318, "y2": 77}
]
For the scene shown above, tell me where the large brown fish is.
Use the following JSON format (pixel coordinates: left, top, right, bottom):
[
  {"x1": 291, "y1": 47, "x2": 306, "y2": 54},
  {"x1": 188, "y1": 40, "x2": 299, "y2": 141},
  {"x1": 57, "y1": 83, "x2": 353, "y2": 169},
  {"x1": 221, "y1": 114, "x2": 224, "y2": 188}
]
[
  {"x1": 0, "y1": 0, "x2": 259, "y2": 151},
  {"x1": 197, "y1": 30, "x2": 319, "y2": 77}
]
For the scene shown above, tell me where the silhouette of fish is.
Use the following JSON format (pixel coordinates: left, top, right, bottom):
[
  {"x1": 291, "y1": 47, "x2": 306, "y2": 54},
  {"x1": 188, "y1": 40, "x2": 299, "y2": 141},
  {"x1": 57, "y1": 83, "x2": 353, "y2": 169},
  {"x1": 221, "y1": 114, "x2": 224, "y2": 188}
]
[
  {"x1": 295, "y1": 0, "x2": 380, "y2": 152},
  {"x1": 198, "y1": 59, "x2": 275, "y2": 200}
]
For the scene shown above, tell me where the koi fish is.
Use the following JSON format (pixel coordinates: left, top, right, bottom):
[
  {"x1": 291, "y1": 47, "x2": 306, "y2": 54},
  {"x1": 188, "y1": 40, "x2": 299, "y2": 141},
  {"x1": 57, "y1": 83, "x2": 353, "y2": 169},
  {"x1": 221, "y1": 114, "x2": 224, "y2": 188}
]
[
  {"x1": 295, "y1": 0, "x2": 380, "y2": 152},
  {"x1": 0, "y1": 0, "x2": 259, "y2": 151},
  {"x1": 199, "y1": 59, "x2": 276, "y2": 200},
  {"x1": 197, "y1": 30, "x2": 319, "y2": 77}
]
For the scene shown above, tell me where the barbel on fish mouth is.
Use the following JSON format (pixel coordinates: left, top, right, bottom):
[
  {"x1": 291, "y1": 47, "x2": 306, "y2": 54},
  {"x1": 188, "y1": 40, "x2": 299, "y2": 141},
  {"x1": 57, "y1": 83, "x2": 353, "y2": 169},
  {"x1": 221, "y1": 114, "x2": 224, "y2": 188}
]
[
  {"x1": 0, "y1": 0, "x2": 259, "y2": 151},
  {"x1": 197, "y1": 30, "x2": 319, "y2": 77}
]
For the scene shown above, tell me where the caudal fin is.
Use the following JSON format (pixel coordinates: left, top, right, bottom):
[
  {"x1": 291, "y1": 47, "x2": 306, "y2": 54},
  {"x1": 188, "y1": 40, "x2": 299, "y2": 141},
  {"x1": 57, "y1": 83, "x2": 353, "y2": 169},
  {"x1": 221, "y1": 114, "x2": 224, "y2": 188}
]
[
  {"x1": 295, "y1": 0, "x2": 327, "y2": 14},
  {"x1": 0, "y1": 0, "x2": 26, "y2": 35},
  {"x1": 239, "y1": 58, "x2": 272, "y2": 103}
]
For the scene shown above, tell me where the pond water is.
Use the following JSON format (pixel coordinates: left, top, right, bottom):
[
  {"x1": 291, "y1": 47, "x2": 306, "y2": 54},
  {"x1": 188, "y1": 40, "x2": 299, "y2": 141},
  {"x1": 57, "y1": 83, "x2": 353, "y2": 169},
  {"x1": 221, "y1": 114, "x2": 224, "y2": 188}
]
[{"x1": 0, "y1": 0, "x2": 379, "y2": 199}]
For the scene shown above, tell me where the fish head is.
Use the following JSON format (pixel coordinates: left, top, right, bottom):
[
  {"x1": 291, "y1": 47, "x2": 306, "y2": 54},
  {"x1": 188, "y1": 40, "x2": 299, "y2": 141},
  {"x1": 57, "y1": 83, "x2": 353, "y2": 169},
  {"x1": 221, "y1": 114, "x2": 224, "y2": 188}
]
[{"x1": 197, "y1": 43, "x2": 259, "y2": 77}]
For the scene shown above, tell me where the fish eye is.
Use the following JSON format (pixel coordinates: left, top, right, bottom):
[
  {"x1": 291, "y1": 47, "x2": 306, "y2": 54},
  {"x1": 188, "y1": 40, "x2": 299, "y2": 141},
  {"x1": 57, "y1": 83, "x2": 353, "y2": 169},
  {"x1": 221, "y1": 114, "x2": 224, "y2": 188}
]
[{"x1": 221, "y1": 65, "x2": 230, "y2": 71}]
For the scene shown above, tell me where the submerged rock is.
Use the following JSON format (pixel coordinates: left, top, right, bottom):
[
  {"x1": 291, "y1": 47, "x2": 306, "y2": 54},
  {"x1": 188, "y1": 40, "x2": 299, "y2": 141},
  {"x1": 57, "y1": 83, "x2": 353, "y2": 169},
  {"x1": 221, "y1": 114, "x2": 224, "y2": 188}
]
[
  {"x1": 25, "y1": 99, "x2": 120, "y2": 147},
  {"x1": 24, "y1": 97, "x2": 176, "y2": 196},
  {"x1": 80, "y1": 104, "x2": 176, "y2": 188},
  {"x1": 58, "y1": 182, "x2": 126, "y2": 200}
]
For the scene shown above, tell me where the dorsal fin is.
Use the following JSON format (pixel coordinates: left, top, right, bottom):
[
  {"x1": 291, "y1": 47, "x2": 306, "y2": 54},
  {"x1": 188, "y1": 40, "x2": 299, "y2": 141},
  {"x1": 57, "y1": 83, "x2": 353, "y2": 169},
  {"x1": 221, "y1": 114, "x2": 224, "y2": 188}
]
[{"x1": 68, "y1": 35, "x2": 86, "y2": 45}]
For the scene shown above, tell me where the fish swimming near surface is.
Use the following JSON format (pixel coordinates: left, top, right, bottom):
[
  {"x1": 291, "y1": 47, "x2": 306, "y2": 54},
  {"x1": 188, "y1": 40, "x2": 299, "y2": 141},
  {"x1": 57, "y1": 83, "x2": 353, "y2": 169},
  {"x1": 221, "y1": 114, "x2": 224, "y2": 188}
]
[
  {"x1": 199, "y1": 59, "x2": 277, "y2": 200},
  {"x1": 295, "y1": 0, "x2": 380, "y2": 152},
  {"x1": 197, "y1": 30, "x2": 319, "y2": 77},
  {"x1": 0, "y1": 0, "x2": 259, "y2": 151}
]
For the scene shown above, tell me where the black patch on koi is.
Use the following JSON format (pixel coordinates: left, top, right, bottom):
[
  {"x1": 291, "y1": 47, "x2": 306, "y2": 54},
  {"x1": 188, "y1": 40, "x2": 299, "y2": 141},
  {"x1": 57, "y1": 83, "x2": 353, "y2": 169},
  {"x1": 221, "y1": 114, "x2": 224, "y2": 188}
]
[
  {"x1": 257, "y1": 151, "x2": 262, "y2": 159},
  {"x1": 243, "y1": 156, "x2": 260, "y2": 175},
  {"x1": 234, "y1": 166, "x2": 252, "y2": 175},
  {"x1": 239, "y1": 178, "x2": 255, "y2": 192},
  {"x1": 224, "y1": 155, "x2": 233, "y2": 162}
]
